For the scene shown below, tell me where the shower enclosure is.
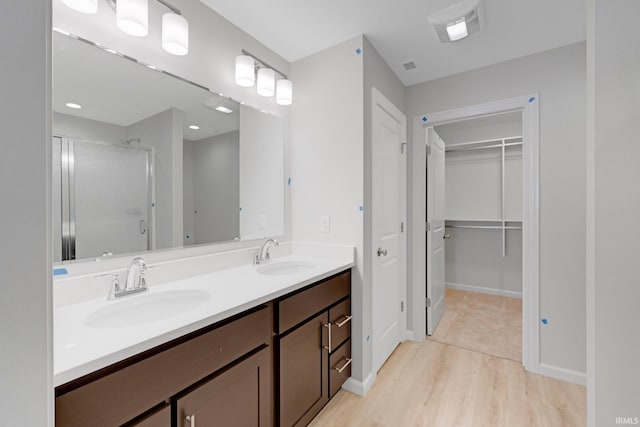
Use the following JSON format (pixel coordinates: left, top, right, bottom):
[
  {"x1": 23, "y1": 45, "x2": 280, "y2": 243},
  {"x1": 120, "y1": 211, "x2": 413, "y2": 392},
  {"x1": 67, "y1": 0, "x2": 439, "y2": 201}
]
[{"x1": 53, "y1": 136, "x2": 154, "y2": 262}]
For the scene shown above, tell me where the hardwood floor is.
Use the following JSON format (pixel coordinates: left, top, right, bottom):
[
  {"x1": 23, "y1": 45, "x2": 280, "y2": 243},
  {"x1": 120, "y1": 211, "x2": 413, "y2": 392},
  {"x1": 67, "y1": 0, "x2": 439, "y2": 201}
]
[
  {"x1": 310, "y1": 290, "x2": 586, "y2": 427},
  {"x1": 428, "y1": 289, "x2": 522, "y2": 361}
]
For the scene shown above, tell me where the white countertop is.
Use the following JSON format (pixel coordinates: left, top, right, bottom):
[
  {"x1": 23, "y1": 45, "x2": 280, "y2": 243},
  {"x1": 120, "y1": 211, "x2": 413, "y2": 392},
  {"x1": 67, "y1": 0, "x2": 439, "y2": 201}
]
[{"x1": 54, "y1": 253, "x2": 354, "y2": 387}]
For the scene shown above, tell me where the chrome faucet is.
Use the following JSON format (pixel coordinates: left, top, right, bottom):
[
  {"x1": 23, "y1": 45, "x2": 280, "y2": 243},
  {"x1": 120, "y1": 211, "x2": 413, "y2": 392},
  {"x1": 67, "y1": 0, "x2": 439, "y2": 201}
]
[
  {"x1": 107, "y1": 257, "x2": 149, "y2": 299},
  {"x1": 254, "y1": 238, "x2": 279, "y2": 265}
]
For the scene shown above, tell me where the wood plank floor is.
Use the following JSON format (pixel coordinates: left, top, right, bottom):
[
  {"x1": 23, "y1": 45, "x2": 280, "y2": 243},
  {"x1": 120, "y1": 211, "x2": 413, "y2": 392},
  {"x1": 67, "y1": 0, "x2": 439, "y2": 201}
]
[
  {"x1": 428, "y1": 289, "x2": 522, "y2": 361},
  {"x1": 310, "y1": 290, "x2": 586, "y2": 427}
]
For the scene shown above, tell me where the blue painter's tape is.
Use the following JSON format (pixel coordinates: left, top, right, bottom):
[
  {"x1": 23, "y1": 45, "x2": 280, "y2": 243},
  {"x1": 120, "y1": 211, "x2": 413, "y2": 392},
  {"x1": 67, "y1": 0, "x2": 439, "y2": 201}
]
[
  {"x1": 287, "y1": 177, "x2": 292, "y2": 186},
  {"x1": 541, "y1": 318, "x2": 548, "y2": 325},
  {"x1": 53, "y1": 268, "x2": 68, "y2": 276},
  {"x1": 355, "y1": 48, "x2": 362, "y2": 55},
  {"x1": 529, "y1": 97, "x2": 536, "y2": 103},
  {"x1": 359, "y1": 205, "x2": 364, "y2": 212},
  {"x1": 422, "y1": 116, "x2": 428, "y2": 122}
]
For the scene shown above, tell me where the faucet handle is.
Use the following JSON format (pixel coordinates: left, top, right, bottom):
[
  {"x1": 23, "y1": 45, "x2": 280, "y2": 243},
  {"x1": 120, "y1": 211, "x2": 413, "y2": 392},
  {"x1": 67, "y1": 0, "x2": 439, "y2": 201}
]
[{"x1": 95, "y1": 273, "x2": 121, "y2": 300}]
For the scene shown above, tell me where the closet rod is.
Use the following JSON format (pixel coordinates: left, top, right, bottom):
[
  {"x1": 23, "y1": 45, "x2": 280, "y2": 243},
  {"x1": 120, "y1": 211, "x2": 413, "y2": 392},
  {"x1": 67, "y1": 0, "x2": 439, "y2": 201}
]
[
  {"x1": 445, "y1": 141, "x2": 522, "y2": 153},
  {"x1": 445, "y1": 225, "x2": 523, "y2": 230},
  {"x1": 445, "y1": 136, "x2": 523, "y2": 150}
]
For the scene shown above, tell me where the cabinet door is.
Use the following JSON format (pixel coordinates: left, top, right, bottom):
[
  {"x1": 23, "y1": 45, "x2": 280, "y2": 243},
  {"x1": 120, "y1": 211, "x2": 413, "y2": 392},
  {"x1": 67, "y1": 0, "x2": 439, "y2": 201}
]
[
  {"x1": 128, "y1": 404, "x2": 171, "y2": 427},
  {"x1": 176, "y1": 347, "x2": 271, "y2": 427},
  {"x1": 279, "y1": 312, "x2": 329, "y2": 427}
]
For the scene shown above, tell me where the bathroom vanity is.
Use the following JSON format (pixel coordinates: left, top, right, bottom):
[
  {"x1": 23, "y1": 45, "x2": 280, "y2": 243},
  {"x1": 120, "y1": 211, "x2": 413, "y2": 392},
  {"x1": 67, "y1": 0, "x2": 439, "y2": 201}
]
[{"x1": 54, "y1": 248, "x2": 353, "y2": 427}]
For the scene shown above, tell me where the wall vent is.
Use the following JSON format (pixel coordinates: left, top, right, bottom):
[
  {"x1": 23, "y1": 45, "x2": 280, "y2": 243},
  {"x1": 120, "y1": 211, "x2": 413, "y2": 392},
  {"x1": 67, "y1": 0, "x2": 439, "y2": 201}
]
[{"x1": 402, "y1": 61, "x2": 417, "y2": 71}]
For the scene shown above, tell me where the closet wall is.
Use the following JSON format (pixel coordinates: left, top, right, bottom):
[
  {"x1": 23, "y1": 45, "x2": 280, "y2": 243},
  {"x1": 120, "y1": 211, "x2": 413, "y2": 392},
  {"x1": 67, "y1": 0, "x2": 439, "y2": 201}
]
[{"x1": 435, "y1": 112, "x2": 523, "y2": 297}]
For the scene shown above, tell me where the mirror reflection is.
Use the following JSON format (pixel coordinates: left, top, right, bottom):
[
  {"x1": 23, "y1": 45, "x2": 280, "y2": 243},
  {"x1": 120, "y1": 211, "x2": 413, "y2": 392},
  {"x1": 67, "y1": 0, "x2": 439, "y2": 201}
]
[{"x1": 52, "y1": 32, "x2": 284, "y2": 263}]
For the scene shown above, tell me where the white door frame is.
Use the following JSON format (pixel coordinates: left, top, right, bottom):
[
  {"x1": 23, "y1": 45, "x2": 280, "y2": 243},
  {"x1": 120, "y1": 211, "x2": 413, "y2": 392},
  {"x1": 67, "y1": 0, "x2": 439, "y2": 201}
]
[
  {"x1": 409, "y1": 94, "x2": 540, "y2": 374},
  {"x1": 371, "y1": 87, "x2": 408, "y2": 368}
]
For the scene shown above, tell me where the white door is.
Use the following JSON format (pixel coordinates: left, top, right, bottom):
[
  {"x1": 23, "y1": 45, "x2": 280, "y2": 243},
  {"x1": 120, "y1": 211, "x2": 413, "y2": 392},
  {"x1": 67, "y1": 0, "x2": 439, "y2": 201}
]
[
  {"x1": 426, "y1": 128, "x2": 446, "y2": 335},
  {"x1": 372, "y1": 88, "x2": 406, "y2": 372}
]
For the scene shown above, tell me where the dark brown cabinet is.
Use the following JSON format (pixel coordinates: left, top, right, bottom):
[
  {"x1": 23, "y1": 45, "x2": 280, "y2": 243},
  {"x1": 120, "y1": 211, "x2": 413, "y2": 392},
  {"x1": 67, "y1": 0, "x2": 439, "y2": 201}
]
[
  {"x1": 176, "y1": 347, "x2": 271, "y2": 427},
  {"x1": 276, "y1": 270, "x2": 351, "y2": 427}
]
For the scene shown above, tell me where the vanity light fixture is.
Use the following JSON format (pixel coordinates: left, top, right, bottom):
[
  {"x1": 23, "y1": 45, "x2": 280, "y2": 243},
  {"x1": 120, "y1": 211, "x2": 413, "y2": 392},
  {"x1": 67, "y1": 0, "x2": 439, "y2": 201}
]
[
  {"x1": 62, "y1": 0, "x2": 98, "y2": 14},
  {"x1": 116, "y1": 0, "x2": 149, "y2": 37},
  {"x1": 65, "y1": 102, "x2": 83, "y2": 109},
  {"x1": 235, "y1": 49, "x2": 293, "y2": 105},
  {"x1": 162, "y1": 12, "x2": 189, "y2": 56},
  {"x1": 428, "y1": 0, "x2": 482, "y2": 43}
]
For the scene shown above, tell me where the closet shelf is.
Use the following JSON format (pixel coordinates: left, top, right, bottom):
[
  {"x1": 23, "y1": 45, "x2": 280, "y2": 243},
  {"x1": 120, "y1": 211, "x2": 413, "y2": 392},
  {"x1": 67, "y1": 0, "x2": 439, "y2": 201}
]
[{"x1": 445, "y1": 136, "x2": 523, "y2": 153}]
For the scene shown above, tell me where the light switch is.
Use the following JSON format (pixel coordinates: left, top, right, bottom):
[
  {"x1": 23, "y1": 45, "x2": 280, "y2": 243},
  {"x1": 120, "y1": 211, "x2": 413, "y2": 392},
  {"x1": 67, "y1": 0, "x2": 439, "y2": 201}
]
[
  {"x1": 320, "y1": 215, "x2": 330, "y2": 233},
  {"x1": 259, "y1": 214, "x2": 267, "y2": 229}
]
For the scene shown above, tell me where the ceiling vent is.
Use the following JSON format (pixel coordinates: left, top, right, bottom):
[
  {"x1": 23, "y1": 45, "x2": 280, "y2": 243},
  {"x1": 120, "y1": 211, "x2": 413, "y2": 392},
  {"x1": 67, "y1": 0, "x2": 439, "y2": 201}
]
[
  {"x1": 402, "y1": 60, "x2": 417, "y2": 71},
  {"x1": 428, "y1": 0, "x2": 483, "y2": 43}
]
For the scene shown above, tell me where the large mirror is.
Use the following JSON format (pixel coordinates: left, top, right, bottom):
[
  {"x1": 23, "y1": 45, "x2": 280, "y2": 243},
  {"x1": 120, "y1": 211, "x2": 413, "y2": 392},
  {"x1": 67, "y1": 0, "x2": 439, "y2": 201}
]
[{"x1": 52, "y1": 32, "x2": 285, "y2": 263}]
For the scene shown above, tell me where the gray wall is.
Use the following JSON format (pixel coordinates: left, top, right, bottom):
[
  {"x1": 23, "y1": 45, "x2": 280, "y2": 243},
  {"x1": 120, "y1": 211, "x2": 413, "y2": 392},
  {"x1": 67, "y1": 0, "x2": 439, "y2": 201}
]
[
  {"x1": 588, "y1": 1, "x2": 640, "y2": 424},
  {"x1": 406, "y1": 42, "x2": 587, "y2": 375},
  {"x1": 188, "y1": 131, "x2": 240, "y2": 245},
  {"x1": 53, "y1": 112, "x2": 126, "y2": 143},
  {"x1": 0, "y1": 2, "x2": 53, "y2": 425},
  {"x1": 128, "y1": 108, "x2": 184, "y2": 250}
]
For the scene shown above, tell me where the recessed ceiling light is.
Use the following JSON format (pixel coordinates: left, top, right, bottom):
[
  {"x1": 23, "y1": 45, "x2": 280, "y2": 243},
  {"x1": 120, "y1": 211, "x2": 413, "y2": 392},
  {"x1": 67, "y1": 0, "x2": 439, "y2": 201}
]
[
  {"x1": 189, "y1": 125, "x2": 200, "y2": 130},
  {"x1": 65, "y1": 102, "x2": 82, "y2": 109},
  {"x1": 215, "y1": 106, "x2": 233, "y2": 114}
]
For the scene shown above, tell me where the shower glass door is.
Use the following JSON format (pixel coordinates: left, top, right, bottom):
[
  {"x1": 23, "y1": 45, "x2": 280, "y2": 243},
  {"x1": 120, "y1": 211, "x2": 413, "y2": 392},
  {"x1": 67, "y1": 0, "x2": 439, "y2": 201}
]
[{"x1": 54, "y1": 137, "x2": 153, "y2": 262}]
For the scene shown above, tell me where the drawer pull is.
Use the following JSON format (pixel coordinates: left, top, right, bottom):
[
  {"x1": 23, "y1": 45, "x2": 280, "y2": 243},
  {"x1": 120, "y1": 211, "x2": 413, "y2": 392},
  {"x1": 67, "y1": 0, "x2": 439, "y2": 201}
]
[
  {"x1": 323, "y1": 323, "x2": 332, "y2": 352},
  {"x1": 334, "y1": 357, "x2": 352, "y2": 374},
  {"x1": 186, "y1": 414, "x2": 196, "y2": 427},
  {"x1": 334, "y1": 315, "x2": 352, "y2": 328}
]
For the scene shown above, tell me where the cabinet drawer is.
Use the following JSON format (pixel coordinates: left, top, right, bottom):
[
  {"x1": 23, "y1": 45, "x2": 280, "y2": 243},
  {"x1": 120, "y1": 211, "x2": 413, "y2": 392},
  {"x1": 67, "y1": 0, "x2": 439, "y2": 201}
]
[
  {"x1": 56, "y1": 305, "x2": 271, "y2": 427},
  {"x1": 127, "y1": 404, "x2": 171, "y2": 427},
  {"x1": 328, "y1": 298, "x2": 351, "y2": 351},
  {"x1": 329, "y1": 340, "x2": 351, "y2": 398},
  {"x1": 278, "y1": 270, "x2": 350, "y2": 333}
]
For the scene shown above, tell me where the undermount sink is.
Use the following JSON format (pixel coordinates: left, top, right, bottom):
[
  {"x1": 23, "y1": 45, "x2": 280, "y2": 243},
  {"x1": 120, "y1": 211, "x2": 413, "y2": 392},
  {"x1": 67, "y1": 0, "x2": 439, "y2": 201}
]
[
  {"x1": 256, "y1": 260, "x2": 317, "y2": 276},
  {"x1": 84, "y1": 289, "x2": 210, "y2": 329}
]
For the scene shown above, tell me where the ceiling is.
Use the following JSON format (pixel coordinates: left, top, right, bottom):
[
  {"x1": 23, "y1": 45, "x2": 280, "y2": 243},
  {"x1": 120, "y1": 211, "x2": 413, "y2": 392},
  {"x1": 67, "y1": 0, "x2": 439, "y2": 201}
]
[
  {"x1": 199, "y1": 0, "x2": 586, "y2": 86},
  {"x1": 53, "y1": 32, "x2": 239, "y2": 141}
]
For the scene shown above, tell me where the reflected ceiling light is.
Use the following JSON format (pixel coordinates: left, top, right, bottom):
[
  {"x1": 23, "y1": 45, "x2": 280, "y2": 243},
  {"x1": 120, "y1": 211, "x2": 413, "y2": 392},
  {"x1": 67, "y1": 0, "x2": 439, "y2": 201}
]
[
  {"x1": 235, "y1": 55, "x2": 255, "y2": 87},
  {"x1": 65, "y1": 102, "x2": 82, "y2": 109},
  {"x1": 188, "y1": 125, "x2": 200, "y2": 130},
  {"x1": 215, "y1": 106, "x2": 233, "y2": 114},
  {"x1": 162, "y1": 12, "x2": 189, "y2": 56},
  {"x1": 62, "y1": 0, "x2": 98, "y2": 14},
  {"x1": 257, "y1": 68, "x2": 276, "y2": 97},
  {"x1": 117, "y1": 0, "x2": 149, "y2": 37},
  {"x1": 276, "y1": 79, "x2": 293, "y2": 106},
  {"x1": 428, "y1": 0, "x2": 482, "y2": 43}
]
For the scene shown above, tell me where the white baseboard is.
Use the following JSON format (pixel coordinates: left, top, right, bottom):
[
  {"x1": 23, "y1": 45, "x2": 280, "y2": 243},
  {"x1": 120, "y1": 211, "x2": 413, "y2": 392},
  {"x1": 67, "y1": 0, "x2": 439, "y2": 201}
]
[
  {"x1": 404, "y1": 330, "x2": 415, "y2": 341},
  {"x1": 539, "y1": 363, "x2": 586, "y2": 386},
  {"x1": 446, "y1": 282, "x2": 522, "y2": 299},
  {"x1": 342, "y1": 371, "x2": 377, "y2": 396}
]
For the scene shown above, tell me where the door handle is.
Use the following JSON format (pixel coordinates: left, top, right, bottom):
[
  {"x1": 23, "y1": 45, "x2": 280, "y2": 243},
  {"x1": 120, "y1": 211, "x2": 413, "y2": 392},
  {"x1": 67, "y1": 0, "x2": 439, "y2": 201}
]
[
  {"x1": 139, "y1": 219, "x2": 147, "y2": 235},
  {"x1": 377, "y1": 247, "x2": 388, "y2": 257},
  {"x1": 443, "y1": 234, "x2": 451, "y2": 240},
  {"x1": 185, "y1": 414, "x2": 195, "y2": 427}
]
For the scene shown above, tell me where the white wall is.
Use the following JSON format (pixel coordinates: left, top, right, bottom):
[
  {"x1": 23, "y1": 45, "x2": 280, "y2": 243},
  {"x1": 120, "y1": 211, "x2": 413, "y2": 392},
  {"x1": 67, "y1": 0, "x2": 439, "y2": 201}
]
[
  {"x1": 291, "y1": 36, "x2": 366, "y2": 384},
  {"x1": 183, "y1": 139, "x2": 195, "y2": 244},
  {"x1": 406, "y1": 43, "x2": 587, "y2": 375},
  {"x1": 239, "y1": 106, "x2": 284, "y2": 240},
  {"x1": 53, "y1": 112, "x2": 126, "y2": 143},
  {"x1": 587, "y1": 1, "x2": 640, "y2": 424},
  {"x1": 128, "y1": 108, "x2": 184, "y2": 250},
  {"x1": 192, "y1": 131, "x2": 240, "y2": 244},
  {"x1": 0, "y1": 2, "x2": 53, "y2": 425}
]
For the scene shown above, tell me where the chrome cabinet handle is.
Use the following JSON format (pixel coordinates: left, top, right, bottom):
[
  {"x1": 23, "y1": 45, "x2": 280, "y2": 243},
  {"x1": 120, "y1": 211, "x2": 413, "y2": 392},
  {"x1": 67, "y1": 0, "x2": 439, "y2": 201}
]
[
  {"x1": 185, "y1": 414, "x2": 195, "y2": 427},
  {"x1": 323, "y1": 323, "x2": 332, "y2": 352},
  {"x1": 443, "y1": 234, "x2": 451, "y2": 240},
  {"x1": 377, "y1": 247, "x2": 388, "y2": 256},
  {"x1": 334, "y1": 357, "x2": 352, "y2": 373},
  {"x1": 335, "y1": 315, "x2": 352, "y2": 328}
]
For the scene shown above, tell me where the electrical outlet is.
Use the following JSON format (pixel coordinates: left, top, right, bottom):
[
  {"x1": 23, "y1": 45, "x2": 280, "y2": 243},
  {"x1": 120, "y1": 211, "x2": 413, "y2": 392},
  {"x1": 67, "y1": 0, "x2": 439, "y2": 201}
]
[
  {"x1": 320, "y1": 215, "x2": 330, "y2": 233},
  {"x1": 259, "y1": 214, "x2": 267, "y2": 229}
]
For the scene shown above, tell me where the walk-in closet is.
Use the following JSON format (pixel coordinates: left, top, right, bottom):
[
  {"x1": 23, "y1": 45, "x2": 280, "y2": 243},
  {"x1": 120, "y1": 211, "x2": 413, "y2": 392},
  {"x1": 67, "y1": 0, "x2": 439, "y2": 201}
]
[{"x1": 427, "y1": 111, "x2": 524, "y2": 362}]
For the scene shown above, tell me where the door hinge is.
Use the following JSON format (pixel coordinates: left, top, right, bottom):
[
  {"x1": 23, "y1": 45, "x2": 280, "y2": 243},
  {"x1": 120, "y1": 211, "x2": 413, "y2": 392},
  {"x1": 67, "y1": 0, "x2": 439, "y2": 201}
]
[
  {"x1": 401, "y1": 222, "x2": 404, "y2": 232},
  {"x1": 401, "y1": 142, "x2": 407, "y2": 154},
  {"x1": 426, "y1": 145, "x2": 432, "y2": 156},
  {"x1": 401, "y1": 301, "x2": 404, "y2": 312},
  {"x1": 426, "y1": 222, "x2": 431, "y2": 232},
  {"x1": 426, "y1": 297, "x2": 432, "y2": 308}
]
